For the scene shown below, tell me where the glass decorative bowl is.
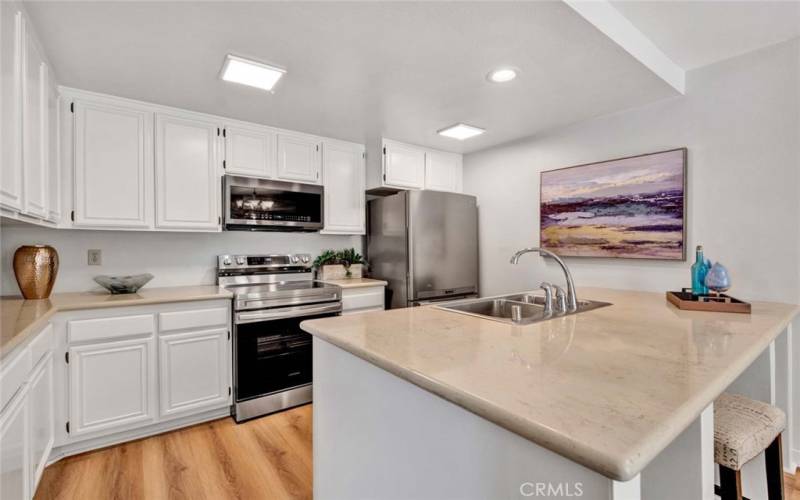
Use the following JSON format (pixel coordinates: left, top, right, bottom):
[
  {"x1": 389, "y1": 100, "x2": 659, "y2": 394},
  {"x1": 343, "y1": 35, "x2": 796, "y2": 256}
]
[
  {"x1": 93, "y1": 273, "x2": 154, "y2": 294},
  {"x1": 704, "y1": 263, "x2": 731, "y2": 295}
]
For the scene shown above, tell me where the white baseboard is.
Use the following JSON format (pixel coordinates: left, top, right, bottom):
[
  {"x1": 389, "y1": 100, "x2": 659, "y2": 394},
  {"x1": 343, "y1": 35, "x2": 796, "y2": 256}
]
[{"x1": 46, "y1": 406, "x2": 231, "y2": 465}]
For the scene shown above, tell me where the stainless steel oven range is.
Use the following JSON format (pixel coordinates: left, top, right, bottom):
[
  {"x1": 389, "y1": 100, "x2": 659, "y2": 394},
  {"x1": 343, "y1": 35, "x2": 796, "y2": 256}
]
[{"x1": 217, "y1": 253, "x2": 341, "y2": 422}]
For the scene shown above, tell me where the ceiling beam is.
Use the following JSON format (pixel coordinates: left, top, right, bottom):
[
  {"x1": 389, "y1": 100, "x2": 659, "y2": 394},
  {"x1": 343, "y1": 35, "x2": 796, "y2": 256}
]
[{"x1": 563, "y1": 0, "x2": 685, "y2": 94}]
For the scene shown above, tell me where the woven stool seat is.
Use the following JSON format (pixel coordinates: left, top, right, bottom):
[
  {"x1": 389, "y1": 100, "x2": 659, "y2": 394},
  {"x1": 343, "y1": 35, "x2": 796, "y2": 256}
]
[{"x1": 714, "y1": 392, "x2": 786, "y2": 471}]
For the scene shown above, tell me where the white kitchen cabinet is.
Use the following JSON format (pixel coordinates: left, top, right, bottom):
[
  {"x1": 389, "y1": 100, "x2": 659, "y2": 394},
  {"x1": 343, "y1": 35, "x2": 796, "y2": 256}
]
[
  {"x1": 382, "y1": 139, "x2": 425, "y2": 190},
  {"x1": 340, "y1": 285, "x2": 385, "y2": 315},
  {"x1": 424, "y1": 150, "x2": 462, "y2": 192},
  {"x1": 224, "y1": 122, "x2": 276, "y2": 179},
  {"x1": 277, "y1": 132, "x2": 322, "y2": 184},
  {"x1": 159, "y1": 328, "x2": 230, "y2": 419},
  {"x1": 46, "y1": 85, "x2": 60, "y2": 221},
  {"x1": 321, "y1": 140, "x2": 365, "y2": 234},
  {"x1": 155, "y1": 112, "x2": 221, "y2": 230},
  {"x1": 27, "y1": 353, "x2": 53, "y2": 489},
  {"x1": 72, "y1": 97, "x2": 154, "y2": 228},
  {"x1": 0, "y1": 4, "x2": 23, "y2": 212},
  {"x1": 0, "y1": 389, "x2": 28, "y2": 500},
  {"x1": 21, "y1": 16, "x2": 48, "y2": 219},
  {"x1": 68, "y1": 336, "x2": 157, "y2": 437}
]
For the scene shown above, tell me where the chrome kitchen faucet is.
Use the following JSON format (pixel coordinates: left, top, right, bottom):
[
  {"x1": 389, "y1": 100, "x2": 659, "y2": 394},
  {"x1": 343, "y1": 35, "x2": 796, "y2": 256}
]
[{"x1": 510, "y1": 247, "x2": 578, "y2": 313}]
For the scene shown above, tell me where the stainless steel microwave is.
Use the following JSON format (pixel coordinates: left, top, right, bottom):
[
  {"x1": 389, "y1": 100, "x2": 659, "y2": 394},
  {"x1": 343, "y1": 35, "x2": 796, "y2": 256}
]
[{"x1": 223, "y1": 175, "x2": 324, "y2": 231}]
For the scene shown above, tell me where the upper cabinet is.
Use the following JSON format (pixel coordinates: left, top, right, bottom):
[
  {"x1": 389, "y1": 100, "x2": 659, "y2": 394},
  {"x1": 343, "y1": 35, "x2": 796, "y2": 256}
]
[
  {"x1": 277, "y1": 132, "x2": 322, "y2": 184},
  {"x1": 383, "y1": 139, "x2": 425, "y2": 190},
  {"x1": 1, "y1": 4, "x2": 60, "y2": 224},
  {"x1": 21, "y1": 15, "x2": 48, "y2": 218},
  {"x1": 154, "y1": 112, "x2": 221, "y2": 231},
  {"x1": 321, "y1": 140, "x2": 365, "y2": 235},
  {"x1": 223, "y1": 122, "x2": 276, "y2": 179},
  {"x1": 424, "y1": 150, "x2": 462, "y2": 193},
  {"x1": 0, "y1": 5, "x2": 23, "y2": 212},
  {"x1": 72, "y1": 97, "x2": 154, "y2": 228},
  {"x1": 46, "y1": 83, "x2": 61, "y2": 220},
  {"x1": 367, "y1": 138, "x2": 463, "y2": 194}
]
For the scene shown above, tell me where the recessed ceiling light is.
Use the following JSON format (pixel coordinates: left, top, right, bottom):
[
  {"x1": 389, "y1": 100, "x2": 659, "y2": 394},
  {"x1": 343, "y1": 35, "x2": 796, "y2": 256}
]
[
  {"x1": 220, "y1": 54, "x2": 286, "y2": 92},
  {"x1": 437, "y1": 123, "x2": 485, "y2": 140},
  {"x1": 487, "y1": 67, "x2": 518, "y2": 83}
]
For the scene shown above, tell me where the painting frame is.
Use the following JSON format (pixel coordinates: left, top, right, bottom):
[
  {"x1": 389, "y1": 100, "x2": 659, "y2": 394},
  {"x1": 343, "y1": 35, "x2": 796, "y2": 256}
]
[{"x1": 538, "y1": 147, "x2": 688, "y2": 261}]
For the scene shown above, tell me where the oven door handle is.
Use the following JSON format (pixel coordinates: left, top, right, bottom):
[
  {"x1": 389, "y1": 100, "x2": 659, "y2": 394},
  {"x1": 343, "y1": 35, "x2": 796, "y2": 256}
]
[{"x1": 235, "y1": 302, "x2": 342, "y2": 324}]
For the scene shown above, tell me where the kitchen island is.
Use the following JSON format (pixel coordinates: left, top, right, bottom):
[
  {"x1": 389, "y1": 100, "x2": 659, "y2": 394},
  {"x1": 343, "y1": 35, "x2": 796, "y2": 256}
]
[{"x1": 301, "y1": 287, "x2": 798, "y2": 500}]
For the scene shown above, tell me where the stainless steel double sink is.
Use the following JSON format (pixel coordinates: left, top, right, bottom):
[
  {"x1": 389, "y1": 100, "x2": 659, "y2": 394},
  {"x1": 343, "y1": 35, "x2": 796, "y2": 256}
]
[{"x1": 437, "y1": 293, "x2": 611, "y2": 325}]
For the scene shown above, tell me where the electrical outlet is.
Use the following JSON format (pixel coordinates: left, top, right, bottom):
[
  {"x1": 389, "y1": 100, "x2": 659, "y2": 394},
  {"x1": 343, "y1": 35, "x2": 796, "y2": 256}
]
[{"x1": 87, "y1": 249, "x2": 102, "y2": 266}]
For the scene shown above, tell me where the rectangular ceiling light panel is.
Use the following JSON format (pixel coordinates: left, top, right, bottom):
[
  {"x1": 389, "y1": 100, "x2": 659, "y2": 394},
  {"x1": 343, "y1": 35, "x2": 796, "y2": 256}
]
[
  {"x1": 221, "y1": 54, "x2": 285, "y2": 92},
  {"x1": 437, "y1": 123, "x2": 485, "y2": 140}
]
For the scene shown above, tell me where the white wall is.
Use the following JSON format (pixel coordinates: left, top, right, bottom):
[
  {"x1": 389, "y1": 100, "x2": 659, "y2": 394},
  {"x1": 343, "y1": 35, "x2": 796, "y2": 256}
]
[
  {"x1": 464, "y1": 39, "x2": 800, "y2": 304},
  {"x1": 0, "y1": 223, "x2": 361, "y2": 294}
]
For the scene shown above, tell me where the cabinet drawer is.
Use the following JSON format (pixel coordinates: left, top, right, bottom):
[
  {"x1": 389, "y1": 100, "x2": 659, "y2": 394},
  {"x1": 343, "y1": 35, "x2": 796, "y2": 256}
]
[
  {"x1": 29, "y1": 323, "x2": 54, "y2": 366},
  {"x1": 68, "y1": 314, "x2": 154, "y2": 343},
  {"x1": 0, "y1": 346, "x2": 31, "y2": 412},
  {"x1": 158, "y1": 307, "x2": 228, "y2": 333},
  {"x1": 341, "y1": 287, "x2": 385, "y2": 312}
]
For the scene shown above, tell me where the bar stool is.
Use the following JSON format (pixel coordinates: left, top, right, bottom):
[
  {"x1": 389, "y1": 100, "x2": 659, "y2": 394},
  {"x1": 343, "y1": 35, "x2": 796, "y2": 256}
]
[{"x1": 714, "y1": 392, "x2": 786, "y2": 500}]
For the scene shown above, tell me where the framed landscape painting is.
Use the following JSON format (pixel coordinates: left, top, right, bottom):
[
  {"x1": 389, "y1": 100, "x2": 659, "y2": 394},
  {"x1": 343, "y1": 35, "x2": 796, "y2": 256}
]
[{"x1": 539, "y1": 148, "x2": 686, "y2": 260}]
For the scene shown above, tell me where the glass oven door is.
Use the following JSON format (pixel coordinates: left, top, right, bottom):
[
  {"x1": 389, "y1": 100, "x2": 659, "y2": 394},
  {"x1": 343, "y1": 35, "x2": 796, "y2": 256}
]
[{"x1": 234, "y1": 310, "x2": 336, "y2": 402}]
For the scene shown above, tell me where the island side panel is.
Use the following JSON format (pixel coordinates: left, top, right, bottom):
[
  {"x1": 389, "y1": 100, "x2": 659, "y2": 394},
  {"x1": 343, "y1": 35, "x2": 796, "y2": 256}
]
[{"x1": 312, "y1": 338, "x2": 632, "y2": 500}]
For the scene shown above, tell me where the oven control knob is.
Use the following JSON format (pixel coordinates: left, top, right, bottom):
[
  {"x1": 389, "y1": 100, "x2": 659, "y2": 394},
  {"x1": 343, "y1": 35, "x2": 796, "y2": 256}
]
[
  {"x1": 223, "y1": 257, "x2": 232, "y2": 266},
  {"x1": 301, "y1": 255, "x2": 310, "y2": 263},
  {"x1": 291, "y1": 256, "x2": 300, "y2": 264},
  {"x1": 236, "y1": 256, "x2": 245, "y2": 265}
]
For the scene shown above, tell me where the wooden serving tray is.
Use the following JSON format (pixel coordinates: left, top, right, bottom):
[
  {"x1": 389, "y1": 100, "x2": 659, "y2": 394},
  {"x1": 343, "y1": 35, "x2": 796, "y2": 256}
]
[{"x1": 666, "y1": 289, "x2": 751, "y2": 314}]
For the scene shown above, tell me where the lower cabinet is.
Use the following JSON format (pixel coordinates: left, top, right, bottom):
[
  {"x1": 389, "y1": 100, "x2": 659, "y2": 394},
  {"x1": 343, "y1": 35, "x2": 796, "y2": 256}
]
[
  {"x1": 341, "y1": 285, "x2": 386, "y2": 315},
  {"x1": 28, "y1": 354, "x2": 54, "y2": 488},
  {"x1": 159, "y1": 328, "x2": 230, "y2": 418},
  {"x1": 68, "y1": 336, "x2": 157, "y2": 437},
  {"x1": 0, "y1": 389, "x2": 28, "y2": 500}
]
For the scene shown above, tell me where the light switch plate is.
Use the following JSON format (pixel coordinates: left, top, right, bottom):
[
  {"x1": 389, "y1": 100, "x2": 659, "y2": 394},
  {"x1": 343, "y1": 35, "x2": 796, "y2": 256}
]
[{"x1": 88, "y1": 249, "x2": 102, "y2": 266}]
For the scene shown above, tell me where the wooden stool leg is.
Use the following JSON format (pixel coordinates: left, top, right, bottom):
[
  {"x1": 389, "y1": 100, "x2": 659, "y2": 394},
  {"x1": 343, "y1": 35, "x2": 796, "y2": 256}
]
[
  {"x1": 718, "y1": 465, "x2": 743, "y2": 500},
  {"x1": 765, "y1": 434, "x2": 785, "y2": 500}
]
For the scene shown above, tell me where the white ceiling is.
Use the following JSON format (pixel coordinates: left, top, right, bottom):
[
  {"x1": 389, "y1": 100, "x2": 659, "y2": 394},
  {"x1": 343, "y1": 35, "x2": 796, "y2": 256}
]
[
  {"x1": 25, "y1": 1, "x2": 680, "y2": 154},
  {"x1": 611, "y1": 1, "x2": 800, "y2": 70}
]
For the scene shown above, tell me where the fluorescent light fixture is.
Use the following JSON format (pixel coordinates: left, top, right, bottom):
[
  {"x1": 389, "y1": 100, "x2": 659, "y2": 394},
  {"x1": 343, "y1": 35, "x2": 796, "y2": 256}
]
[
  {"x1": 437, "y1": 123, "x2": 485, "y2": 140},
  {"x1": 487, "y1": 67, "x2": 518, "y2": 83},
  {"x1": 220, "y1": 54, "x2": 285, "y2": 92}
]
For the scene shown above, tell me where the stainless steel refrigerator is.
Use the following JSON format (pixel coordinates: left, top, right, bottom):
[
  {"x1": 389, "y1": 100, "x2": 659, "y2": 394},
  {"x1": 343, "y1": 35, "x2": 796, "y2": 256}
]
[{"x1": 367, "y1": 190, "x2": 478, "y2": 308}]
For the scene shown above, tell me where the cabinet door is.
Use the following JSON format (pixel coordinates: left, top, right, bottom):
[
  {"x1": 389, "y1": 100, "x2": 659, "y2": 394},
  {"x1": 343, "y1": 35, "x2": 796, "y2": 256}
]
[
  {"x1": 68, "y1": 337, "x2": 156, "y2": 437},
  {"x1": 159, "y1": 329, "x2": 230, "y2": 418},
  {"x1": 46, "y1": 84, "x2": 60, "y2": 221},
  {"x1": 322, "y1": 141, "x2": 365, "y2": 234},
  {"x1": 0, "y1": 390, "x2": 29, "y2": 500},
  {"x1": 155, "y1": 113, "x2": 220, "y2": 230},
  {"x1": 383, "y1": 140, "x2": 425, "y2": 189},
  {"x1": 73, "y1": 99, "x2": 153, "y2": 228},
  {"x1": 27, "y1": 354, "x2": 53, "y2": 490},
  {"x1": 224, "y1": 124, "x2": 276, "y2": 178},
  {"x1": 424, "y1": 150, "x2": 461, "y2": 192},
  {"x1": 0, "y1": 6, "x2": 23, "y2": 211},
  {"x1": 22, "y1": 18, "x2": 47, "y2": 218},
  {"x1": 277, "y1": 132, "x2": 321, "y2": 184}
]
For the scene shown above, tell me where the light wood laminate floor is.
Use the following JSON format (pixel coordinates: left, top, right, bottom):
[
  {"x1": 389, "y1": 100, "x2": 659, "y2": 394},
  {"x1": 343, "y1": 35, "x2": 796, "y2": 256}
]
[
  {"x1": 33, "y1": 403, "x2": 800, "y2": 499},
  {"x1": 35, "y1": 405, "x2": 312, "y2": 500}
]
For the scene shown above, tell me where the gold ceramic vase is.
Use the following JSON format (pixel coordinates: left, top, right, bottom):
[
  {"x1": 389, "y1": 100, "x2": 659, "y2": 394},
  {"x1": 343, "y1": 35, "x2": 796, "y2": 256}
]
[{"x1": 13, "y1": 245, "x2": 59, "y2": 299}]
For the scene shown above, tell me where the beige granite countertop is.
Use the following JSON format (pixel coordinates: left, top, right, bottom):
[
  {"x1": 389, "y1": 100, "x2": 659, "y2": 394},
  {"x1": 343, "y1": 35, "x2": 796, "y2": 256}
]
[
  {"x1": 318, "y1": 278, "x2": 388, "y2": 289},
  {"x1": 301, "y1": 287, "x2": 799, "y2": 481},
  {"x1": 1, "y1": 285, "x2": 232, "y2": 361}
]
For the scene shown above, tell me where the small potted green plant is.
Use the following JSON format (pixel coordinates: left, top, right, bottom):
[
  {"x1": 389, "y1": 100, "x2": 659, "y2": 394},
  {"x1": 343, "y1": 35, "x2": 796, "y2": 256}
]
[{"x1": 313, "y1": 248, "x2": 366, "y2": 280}]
